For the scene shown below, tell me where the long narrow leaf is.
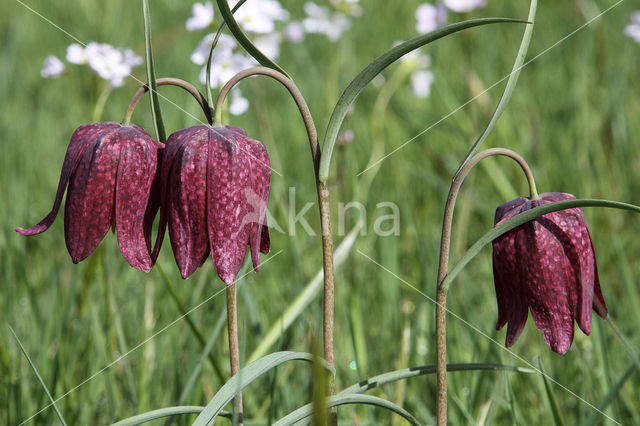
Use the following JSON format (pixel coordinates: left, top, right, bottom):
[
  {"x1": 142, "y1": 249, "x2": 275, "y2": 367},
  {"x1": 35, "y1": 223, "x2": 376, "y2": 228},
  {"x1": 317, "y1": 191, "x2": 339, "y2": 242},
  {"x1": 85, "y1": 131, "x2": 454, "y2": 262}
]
[
  {"x1": 318, "y1": 17, "x2": 530, "y2": 182},
  {"x1": 272, "y1": 394, "x2": 421, "y2": 426},
  {"x1": 192, "y1": 352, "x2": 335, "y2": 425},
  {"x1": 338, "y1": 363, "x2": 534, "y2": 395},
  {"x1": 442, "y1": 199, "x2": 640, "y2": 291},
  {"x1": 10, "y1": 327, "x2": 67, "y2": 426},
  {"x1": 584, "y1": 364, "x2": 637, "y2": 426},
  {"x1": 215, "y1": 0, "x2": 288, "y2": 76},
  {"x1": 537, "y1": 358, "x2": 566, "y2": 426},
  {"x1": 110, "y1": 406, "x2": 206, "y2": 426},
  {"x1": 142, "y1": 0, "x2": 166, "y2": 142},
  {"x1": 455, "y1": 0, "x2": 537, "y2": 177}
]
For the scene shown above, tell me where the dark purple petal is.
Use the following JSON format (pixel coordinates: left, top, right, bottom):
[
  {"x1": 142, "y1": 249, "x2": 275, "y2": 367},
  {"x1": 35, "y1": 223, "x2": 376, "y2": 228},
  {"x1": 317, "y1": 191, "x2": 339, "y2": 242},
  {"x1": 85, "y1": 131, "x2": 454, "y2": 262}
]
[
  {"x1": 166, "y1": 127, "x2": 211, "y2": 279},
  {"x1": 153, "y1": 125, "x2": 206, "y2": 263},
  {"x1": 516, "y1": 218, "x2": 575, "y2": 354},
  {"x1": 16, "y1": 123, "x2": 118, "y2": 236},
  {"x1": 260, "y1": 223, "x2": 270, "y2": 254},
  {"x1": 64, "y1": 128, "x2": 120, "y2": 263},
  {"x1": 207, "y1": 127, "x2": 252, "y2": 285},
  {"x1": 239, "y1": 129, "x2": 271, "y2": 272},
  {"x1": 114, "y1": 127, "x2": 159, "y2": 271}
]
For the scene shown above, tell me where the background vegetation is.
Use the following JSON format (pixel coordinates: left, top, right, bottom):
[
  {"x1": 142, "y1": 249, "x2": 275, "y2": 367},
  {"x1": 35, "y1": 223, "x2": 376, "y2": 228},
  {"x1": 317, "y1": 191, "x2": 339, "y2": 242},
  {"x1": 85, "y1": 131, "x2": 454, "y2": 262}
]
[{"x1": 1, "y1": 0, "x2": 639, "y2": 424}]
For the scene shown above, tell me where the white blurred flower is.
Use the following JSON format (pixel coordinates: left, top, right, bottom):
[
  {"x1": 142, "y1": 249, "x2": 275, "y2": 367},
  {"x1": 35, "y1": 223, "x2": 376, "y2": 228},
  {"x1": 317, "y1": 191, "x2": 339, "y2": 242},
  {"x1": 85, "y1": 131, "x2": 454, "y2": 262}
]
[
  {"x1": 415, "y1": 3, "x2": 447, "y2": 34},
  {"x1": 186, "y1": 2, "x2": 214, "y2": 31},
  {"x1": 329, "y1": 0, "x2": 362, "y2": 17},
  {"x1": 625, "y1": 11, "x2": 640, "y2": 43},
  {"x1": 199, "y1": 52, "x2": 254, "y2": 87},
  {"x1": 84, "y1": 42, "x2": 142, "y2": 87},
  {"x1": 410, "y1": 69, "x2": 435, "y2": 98},
  {"x1": 254, "y1": 33, "x2": 282, "y2": 59},
  {"x1": 443, "y1": 0, "x2": 486, "y2": 13},
  {"x1": 230, "y1": 0, "x2": 289, "y2": 34},
  {"x1": 303, "y1": 2, "x2": 352, "y2": 42},
  {"x1": 229, "y1": 89, "x2": 250, "y2": 115},
  {"x1": 284, "y1": 21, "x2": 305, "y2": 43},
  {"x1": 66, "y1": 43, "x2": 87, "y2": 64},
  {"x1": 191, "y1": 33, "x2": 237, "y2": 65},
  {"x1": 41, "y1": 55, "x2": 65, "y2": 78}
]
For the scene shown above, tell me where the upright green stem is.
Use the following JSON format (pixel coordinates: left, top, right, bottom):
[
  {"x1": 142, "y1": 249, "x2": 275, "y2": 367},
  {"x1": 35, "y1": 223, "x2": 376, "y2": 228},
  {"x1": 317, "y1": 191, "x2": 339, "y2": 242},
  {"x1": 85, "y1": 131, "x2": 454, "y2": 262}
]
[
  {"x1": 435, "y1": 148, "x2": 537, "y2": 425},
  {"x1": 227, "y1": 283, "x2": 243, "y2": 425},
  {"x1": 122, "y1": 77, "x2": 212, "y2": 126},
  {"x1": 216, "y1": 67, "x2": 336, "y2": 419}
]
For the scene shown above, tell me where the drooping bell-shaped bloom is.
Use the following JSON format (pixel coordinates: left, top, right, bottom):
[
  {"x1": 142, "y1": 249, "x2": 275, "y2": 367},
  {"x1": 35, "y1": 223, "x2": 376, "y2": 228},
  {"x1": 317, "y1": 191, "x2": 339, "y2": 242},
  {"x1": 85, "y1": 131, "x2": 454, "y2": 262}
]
[
  {"x1": 492, "y1": 192, "x2": 608, "y2": 354},
  {"x1": 17, "y1": 122, "x2": 163, "y2": 271},
  {"x1": 156, "y1": 124, "x2": 270, "y2": 283}
]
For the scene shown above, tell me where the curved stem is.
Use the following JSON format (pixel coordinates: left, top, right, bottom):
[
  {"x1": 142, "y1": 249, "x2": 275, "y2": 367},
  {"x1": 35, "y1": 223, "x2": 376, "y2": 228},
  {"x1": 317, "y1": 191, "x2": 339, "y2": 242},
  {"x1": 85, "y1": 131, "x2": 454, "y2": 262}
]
[
  {"x1": 227, "y1": 283, "x2": 243, "y2": 425},
  {"x1": 435, "y1": 147, "x2": 537, "y2": 425},
  {"x1": 122, "y1": 77, "x2": 213, "y2": 126},
  {"x1": 214, "y1": 67, "x2": 318, "y2": 166},
  {"x1": 216, "y1": 67, "x2": 336, "y2": 419}
]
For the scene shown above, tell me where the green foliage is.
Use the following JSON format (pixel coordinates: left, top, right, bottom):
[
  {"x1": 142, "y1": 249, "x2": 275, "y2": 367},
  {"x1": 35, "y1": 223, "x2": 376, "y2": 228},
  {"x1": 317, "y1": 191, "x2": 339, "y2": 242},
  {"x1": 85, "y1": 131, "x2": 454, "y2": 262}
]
[{"x1": 2, "y1": 1, "x2": 640, "y2": 425}]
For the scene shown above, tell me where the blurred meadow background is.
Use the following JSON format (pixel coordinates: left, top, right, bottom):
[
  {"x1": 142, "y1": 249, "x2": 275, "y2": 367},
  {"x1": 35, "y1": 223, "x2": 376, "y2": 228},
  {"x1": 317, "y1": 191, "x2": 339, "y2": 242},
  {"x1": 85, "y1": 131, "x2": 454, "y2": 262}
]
[{"x1": 2, "y1": 0, "x2": 640, "y2": 424}]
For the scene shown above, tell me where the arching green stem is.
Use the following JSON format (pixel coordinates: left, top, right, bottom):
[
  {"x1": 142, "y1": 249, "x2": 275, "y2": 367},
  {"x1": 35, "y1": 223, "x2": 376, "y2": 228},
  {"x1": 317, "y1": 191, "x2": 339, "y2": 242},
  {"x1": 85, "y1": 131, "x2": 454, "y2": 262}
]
[
  {"x1": 435, "y1": 148, "x2": 537, "y2": 425},
  {"x1": 216, "y1": 67, "x2": 336, "y2": 409},
  {"x1": 122, "y1": 77, "x2": 213, "y2": 126}
]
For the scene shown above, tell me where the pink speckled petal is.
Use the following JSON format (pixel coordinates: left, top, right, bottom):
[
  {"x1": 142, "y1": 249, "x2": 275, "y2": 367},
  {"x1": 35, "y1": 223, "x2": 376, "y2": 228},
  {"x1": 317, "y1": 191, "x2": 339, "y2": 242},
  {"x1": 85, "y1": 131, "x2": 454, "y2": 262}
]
[
  {"x1": 168, "y1": 128, "x2": 210, "y2": 279},
  {"x1": 64, "y1": 128, "x2": 120, "y2": 263},
  {"x1": 16, "y1": 123, "x2": 118, "y2": 236},
  {"x1": 152, "y1": 125, "x2": 206, "y2": 262},
  {"x1": 243, "y1": 133, "x2": 271, "y2": 271},
  {"x1": 115, "y1": 127, "x2": 159, "y2": 271},
  {"x1": 207, "y1": 127, "x2": 251, "y2": 285}
]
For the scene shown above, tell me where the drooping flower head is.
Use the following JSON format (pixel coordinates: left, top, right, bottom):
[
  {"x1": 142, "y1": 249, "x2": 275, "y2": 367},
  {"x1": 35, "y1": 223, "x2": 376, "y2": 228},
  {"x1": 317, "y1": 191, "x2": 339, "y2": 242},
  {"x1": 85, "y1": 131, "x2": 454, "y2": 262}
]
[
  {"x1": 492, "y1": 192, "x2": 608, "y2": 354},
  {"x1": 156, "y1": 125, "x2": 270, "y2": 284},
  {"x1": 17, "y1": 123, "x2": 163, "y2": 271}
]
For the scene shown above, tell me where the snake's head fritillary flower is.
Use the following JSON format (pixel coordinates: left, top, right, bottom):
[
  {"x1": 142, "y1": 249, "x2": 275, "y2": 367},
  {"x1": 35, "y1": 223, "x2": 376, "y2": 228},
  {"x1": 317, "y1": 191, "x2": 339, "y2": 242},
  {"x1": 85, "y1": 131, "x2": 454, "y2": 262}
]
[
  {"x1": 17, "y1": 122, "x2": 163, "y2": 271},
  {"x1": 157, "y1": 125, "x2": 270, "y2": 284},
  {"x1": 492, "y1": 192, "x2": 608, "y2": 354}
]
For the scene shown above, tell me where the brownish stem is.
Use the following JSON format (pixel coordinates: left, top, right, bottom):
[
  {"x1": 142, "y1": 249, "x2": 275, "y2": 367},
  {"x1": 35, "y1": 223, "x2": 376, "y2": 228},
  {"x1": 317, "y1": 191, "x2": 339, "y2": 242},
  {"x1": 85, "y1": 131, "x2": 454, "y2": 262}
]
[
  {"x1": 227, "y1": 283, "x2": 243, "y2": 425},
  {"x1": 435, "y1": 148, "x2": 537, "y2": 425},
  {"x1": 218, "y1": 67, "x2": 336, "y2": 423},
  {"x1": 122, "y1": 77, "x2": 213, "y2": 126}
]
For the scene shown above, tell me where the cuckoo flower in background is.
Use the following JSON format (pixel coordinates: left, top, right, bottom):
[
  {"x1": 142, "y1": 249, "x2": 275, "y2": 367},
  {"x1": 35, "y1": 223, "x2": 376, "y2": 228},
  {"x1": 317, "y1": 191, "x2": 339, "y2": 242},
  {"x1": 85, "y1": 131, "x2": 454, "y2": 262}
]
[
  {"x1": 157, "y1": 125, "x2": 270, "y2": 283},
  {"x1": 16, "y1": 123, "x2": 163, "y2": 272},
  {"x1": 443, "y1": 0, "x2": 486, "y2": 14},
  {"x1": 492, "y1": 192, "x2": 608, "y2": 354},
  {"x1": 624, "y1": 11, "x2": 640, "y2": 43}
]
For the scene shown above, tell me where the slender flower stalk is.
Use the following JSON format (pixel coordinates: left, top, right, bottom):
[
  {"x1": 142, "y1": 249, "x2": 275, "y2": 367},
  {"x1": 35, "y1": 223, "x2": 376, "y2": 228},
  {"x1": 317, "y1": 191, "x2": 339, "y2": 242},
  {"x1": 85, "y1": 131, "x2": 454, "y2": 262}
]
[
  {"x1": 435, "y1": 148, "x2": 537, "y2": 425},
  {"x1": 216, "y1": 67, "x2": 337, "y2": 412},
  {"x1": 122, "y1": 77, "x2": 213, "y2": 126},
  {"x1": 227, "y1": 282, "x2": 243, "y2": 425}
]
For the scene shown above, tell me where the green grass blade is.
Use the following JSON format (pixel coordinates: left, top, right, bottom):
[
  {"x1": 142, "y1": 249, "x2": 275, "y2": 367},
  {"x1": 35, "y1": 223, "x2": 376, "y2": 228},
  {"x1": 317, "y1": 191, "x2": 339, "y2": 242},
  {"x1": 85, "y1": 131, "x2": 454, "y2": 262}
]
[
  {"x1": 142, "y1": 0, "x2": 166, "y2": 142},
  {"x1": 215, "y1": 0, "x2": 288, "y2": 77},
  {"x1": 338, "y1": 363, "x2": 534, "y2": 395},
  {"x1": 272, "y1": 393, "x2": 421, "y2": 426},
  {"x1": 536, "y1": 358, "x2": 566, "y2": 426},
  {"x1": 455, "y1": 0, "x2": 537, "y2": 177},
  {"x1": 192, "y1": 352, "x2": 335, "y2": 425},
  {"x1": 110, "y1": 406, "x2": 205, "y2": 426},
  {"x1": 442, "y1": 199, "x2": 640, "y2": 291},
  {"x1": 584, "y1": 364, "x2": 637, "y2": 426},
  {"x1": 9, "y1": 326, "x2": 67, "y2": 426},
  {"x1": 156, "y1": 263, "x2": 225, "y2": 383},
  {"x1": 317, "y1": 17, "x2": 530, "y2": 182},
  {"x1": 247, "y1": 224, "x2": 361, "y2": 363}
]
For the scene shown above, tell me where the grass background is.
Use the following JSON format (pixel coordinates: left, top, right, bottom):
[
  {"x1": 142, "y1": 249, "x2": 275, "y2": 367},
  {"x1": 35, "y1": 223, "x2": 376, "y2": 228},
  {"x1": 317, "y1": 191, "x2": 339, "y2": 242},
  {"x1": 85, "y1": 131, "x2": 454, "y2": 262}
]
[{"x1": 2, "y1": 0, "x2": 640, "y2": 424}]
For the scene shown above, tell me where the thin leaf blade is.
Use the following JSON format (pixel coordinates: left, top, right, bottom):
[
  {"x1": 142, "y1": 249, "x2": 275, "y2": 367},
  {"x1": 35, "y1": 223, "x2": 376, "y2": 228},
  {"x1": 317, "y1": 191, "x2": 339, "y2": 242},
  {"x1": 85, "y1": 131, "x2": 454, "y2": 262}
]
[
  {"x1": 142, "y1": 0, "x2": 166, "y2": 142},
  {"x1": 192, "y1": 351, "x2": 335, "y2": 425},
  {"x1": 318, "y1": 17, "x2": 530, "y2": 182}
]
